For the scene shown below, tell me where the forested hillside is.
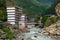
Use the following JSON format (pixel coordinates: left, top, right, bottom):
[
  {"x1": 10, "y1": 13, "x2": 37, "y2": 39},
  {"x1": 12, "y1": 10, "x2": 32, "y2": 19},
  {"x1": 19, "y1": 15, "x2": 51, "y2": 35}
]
[
  {"x1": 14, "y1": 0, "x2": 53, "y2": 17},
  {"x1": 45, "y1": 0, "x2": 60, "y2": 15}
]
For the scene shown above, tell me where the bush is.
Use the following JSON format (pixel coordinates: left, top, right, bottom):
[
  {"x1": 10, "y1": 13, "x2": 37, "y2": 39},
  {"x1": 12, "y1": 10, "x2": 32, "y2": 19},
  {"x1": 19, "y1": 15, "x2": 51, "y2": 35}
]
[
  {"x1": 41, "y1": 16, "x2": 49, "y2": 27},
  {"x1": 2, "y1": 27, "x2": 14, "y2": 40},
  {"x1": 0, "y1": 32, "x2": 2, "y2": 36},
  {"x1": 0, "y1": 23, "x2": 3, "y2": 29},
  {"x1": 6, "y1": 32, "x2": 14, "y2": 40},
  {"x1": 44, "y1": 16, "x2": 58, "y2": 27},
  {"x1": 2, "y1": 27, "x2": 10, "y2": 32}
]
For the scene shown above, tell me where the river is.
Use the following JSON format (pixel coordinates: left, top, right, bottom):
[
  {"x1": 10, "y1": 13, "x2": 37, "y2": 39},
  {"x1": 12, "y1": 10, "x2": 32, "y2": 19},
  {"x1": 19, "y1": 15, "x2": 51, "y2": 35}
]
[{"x1": 22, "y1": 25, "x2": 60, "y2": 40}]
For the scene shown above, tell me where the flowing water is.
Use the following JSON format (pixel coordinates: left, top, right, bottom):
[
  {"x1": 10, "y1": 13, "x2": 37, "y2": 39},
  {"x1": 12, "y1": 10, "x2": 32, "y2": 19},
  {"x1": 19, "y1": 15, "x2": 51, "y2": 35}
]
[{"x1": 22, "y1": 25, "x2": 60, "y2": 40}]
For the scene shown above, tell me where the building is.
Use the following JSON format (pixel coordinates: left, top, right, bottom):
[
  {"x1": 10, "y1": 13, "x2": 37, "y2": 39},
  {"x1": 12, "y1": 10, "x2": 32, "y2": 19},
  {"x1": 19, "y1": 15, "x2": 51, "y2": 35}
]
[
  {"x1": 7, "y1": 7, "x2": 15, "y2": 25},
  {"x1": 7, "y1": 6, "x2": 27, "y2": 28},
  {"x1": 7, "y1": 7, "x2": 22, "y2": 25},
  {"x1": 19, "y1": 14, "x2": 27, "y2": 28},
  {"x1": 6, "y1": 0, "x2": 27, "y2": 28}
]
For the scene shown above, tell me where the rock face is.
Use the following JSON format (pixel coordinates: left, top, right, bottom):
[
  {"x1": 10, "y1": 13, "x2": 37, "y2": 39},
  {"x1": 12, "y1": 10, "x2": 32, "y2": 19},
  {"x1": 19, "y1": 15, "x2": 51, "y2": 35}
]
[
  {"x1": 42, "y1": 20, "x2": 60, "y2": 36},
  {"x1": 55, "y1": 3, "x2": 60, "y2": 17}
]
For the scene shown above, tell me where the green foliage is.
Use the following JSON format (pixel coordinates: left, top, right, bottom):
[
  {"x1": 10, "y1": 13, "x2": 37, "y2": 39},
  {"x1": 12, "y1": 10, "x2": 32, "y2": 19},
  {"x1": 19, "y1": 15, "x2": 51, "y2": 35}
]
[
  {"x1": 6, "y1": 32, "x2": 14, "y2": 40},
  {"x1": 0, "y1": 0, "x2": 7, "y2": 21},
  {"x1": 2, "y1": 27, "x2": 10, "y2": 32},
  {"x1": 0, "y1": 0, "x2": 6, "y2": 7},
  {"x1": 2, "y1": 27, "x2": 14, "y2": 40},
  {"x1": 0, "y1": 22, "x2": 14, "y2": 40},
  {"x1": 45, "y1": 0, "x2": 60, "y2": 15},
  {"x1": 14, "y1": 0, "x2": 51, "y2": 17},
  {"x1": 41, "y1": 16, "x2": 49, "y2": 27},
  {"x1": 0, "y1": 23, "x2": 3, "y2": 29},
  {"x1": 44, "y1": 16, "x2": 58, "y2": 27},
  {"x1": 54, "y1": 0, "x2": 60, "y2": 7},
  {"x1": 13, "y1": 27, "x2": 17, "y2": 29},
  {"x1": 0, "y1": 32, "x2": 2, "y2": 36},
  {"x1": 34, "y1": 16, "x2": 40, "y2": 23}
]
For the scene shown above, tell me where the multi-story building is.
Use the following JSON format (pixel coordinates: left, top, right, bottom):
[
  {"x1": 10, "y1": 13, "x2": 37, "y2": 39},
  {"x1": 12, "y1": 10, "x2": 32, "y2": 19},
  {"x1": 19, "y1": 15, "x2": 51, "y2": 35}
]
[
  {"x1": 7, "y1": 7, "x2": 16, "y2": 25},
  {"x1": 7, "y1": 7, "x2": 22, "y2": 25},
  {"x1": 6, "y1": 0, "x2": 27, "y2": 28}
]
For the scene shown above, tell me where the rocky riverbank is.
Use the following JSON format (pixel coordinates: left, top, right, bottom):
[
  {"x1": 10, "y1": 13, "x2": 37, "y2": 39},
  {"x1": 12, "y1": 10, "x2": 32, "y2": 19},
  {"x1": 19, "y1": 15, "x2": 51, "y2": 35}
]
[{"x1": 41, "y1": 20, "x2": 60, "y2": 36}]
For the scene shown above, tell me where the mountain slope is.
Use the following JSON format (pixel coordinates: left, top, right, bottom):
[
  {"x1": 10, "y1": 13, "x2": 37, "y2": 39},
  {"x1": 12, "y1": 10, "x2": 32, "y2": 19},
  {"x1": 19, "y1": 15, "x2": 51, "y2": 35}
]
[
  {"x1": 37, "y1": 0, "x2": 54, "y2": 3},
  {"x1": 13, "y1": 0, "x2": 54, "y2": 17}
]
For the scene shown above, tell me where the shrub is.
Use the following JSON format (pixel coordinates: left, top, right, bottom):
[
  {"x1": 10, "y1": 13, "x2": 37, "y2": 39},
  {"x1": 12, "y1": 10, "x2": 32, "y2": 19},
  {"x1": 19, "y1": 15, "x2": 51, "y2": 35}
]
[
  {"x1": 6, "y1": 32, "x2": 14, "y2": 40},
  {"x1": 44, "y1": 16, "x2": 58, "y2": 27},
  {"x1": 2, "y1": 27, "x2": 14, "y2": 40},
  {"x1": 41, "y1": 16, "x2": 49, "y2": 27}
]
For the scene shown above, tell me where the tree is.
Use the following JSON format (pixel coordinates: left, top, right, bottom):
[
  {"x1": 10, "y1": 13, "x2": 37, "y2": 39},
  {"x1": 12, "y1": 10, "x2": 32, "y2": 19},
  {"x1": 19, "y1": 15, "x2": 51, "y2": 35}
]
[
  {"x1": 54, "y1": 0, "x2": 60, "y2": 7},
  {"x1": 0, "y1": 0, "x2": 6, "y2": 21},
  {"x1": 13, "y1": 0, "x2": 51, "y2": 18},
  {"x1": 45, "y1": 0, "x2": 60, "y2": 15}
]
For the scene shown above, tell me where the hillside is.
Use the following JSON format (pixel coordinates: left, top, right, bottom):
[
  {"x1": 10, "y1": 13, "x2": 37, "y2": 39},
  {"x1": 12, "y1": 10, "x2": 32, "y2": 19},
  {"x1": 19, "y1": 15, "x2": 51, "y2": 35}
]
[
  {"x1": 37, "y1": 0, "x2": 54, "y2": 3},
  {"x1": 14, "y1": 0, "x2": 54, "y2": 17}
]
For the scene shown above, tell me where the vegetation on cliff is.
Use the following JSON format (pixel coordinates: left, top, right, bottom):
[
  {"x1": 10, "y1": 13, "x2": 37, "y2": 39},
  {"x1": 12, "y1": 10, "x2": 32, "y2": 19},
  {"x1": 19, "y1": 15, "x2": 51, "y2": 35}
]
[{"x1": 44, "y1": 16, "x2": 58, "y2": 27}]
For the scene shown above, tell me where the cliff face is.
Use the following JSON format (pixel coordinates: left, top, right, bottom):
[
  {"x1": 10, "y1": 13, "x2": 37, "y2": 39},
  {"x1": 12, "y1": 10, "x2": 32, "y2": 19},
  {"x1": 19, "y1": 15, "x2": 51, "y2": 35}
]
[{"x1": 55, "y1": 3, "x2": 60, "y2": 17}]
